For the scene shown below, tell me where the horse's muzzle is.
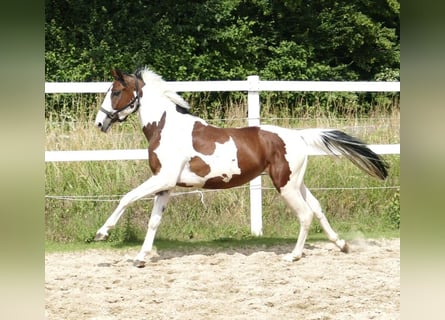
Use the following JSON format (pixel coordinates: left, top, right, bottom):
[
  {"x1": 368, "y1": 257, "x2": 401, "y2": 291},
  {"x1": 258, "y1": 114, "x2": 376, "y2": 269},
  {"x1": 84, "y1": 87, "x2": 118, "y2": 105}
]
[{"x1": 96, "y1": 117, "x2": 113, "y2": 133}]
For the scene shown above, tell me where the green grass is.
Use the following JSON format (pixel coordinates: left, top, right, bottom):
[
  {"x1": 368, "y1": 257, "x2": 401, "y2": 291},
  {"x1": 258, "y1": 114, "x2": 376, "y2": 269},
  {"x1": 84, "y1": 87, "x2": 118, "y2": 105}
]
[{"x1": 45, "y1": 95, "x2": 400, "y2": 249}]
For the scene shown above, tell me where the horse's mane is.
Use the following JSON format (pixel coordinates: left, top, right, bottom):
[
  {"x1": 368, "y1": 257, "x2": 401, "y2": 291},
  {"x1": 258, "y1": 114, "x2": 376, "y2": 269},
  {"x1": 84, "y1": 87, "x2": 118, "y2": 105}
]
[{"x1": 136, "y1": 67, "x2": 190, "y2": 112}]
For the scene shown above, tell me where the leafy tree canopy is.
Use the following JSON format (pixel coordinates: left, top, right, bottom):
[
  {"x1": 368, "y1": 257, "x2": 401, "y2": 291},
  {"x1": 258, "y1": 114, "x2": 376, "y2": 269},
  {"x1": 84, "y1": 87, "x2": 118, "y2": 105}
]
[{"x1": 45, "y1": 0, "x2": 399, "y2": 82}]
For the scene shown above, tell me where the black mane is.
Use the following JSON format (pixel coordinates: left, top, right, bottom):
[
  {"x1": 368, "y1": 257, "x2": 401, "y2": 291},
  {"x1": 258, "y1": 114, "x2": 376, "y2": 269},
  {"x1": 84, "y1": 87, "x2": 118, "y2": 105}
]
[
  {"x1": 176, "y1": 105, "x2": 191, "y2": 114},
  {"x1": 135, "y1": 67, "x2": 193, "y2": 115},
  {"x1": 134, "y1": 67, "x2": 145, "y2": 80}
]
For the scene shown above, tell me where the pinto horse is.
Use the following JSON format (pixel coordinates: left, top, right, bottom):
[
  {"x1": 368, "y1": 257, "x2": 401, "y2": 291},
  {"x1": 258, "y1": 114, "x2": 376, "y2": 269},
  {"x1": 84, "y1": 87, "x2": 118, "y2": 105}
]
[{"x1": 94, "y1": 68, "x2": 388, "y2": 267}]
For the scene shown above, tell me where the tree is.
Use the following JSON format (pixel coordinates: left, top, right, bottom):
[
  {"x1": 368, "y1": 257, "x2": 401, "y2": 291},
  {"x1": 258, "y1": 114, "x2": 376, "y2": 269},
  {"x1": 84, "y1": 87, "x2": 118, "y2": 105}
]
[{"x1": 45, "y1": 0, "x2": 399, "y2": 115}]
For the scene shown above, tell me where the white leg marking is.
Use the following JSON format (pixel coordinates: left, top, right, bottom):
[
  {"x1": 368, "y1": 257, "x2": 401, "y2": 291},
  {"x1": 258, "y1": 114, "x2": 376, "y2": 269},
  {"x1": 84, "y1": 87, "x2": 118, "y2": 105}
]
[
  {"x1": 280, "y1": 186, "x2": 314, "y2": 262},
  {"x1": 95, "y1": 175, "x2": 176, "y2": 240},
  {"x1": 133, "y1": 191, "x2": 171, "y2": 266},
  {"x1": 304, "y1": 186, "x2": 349, "y2": 253}
]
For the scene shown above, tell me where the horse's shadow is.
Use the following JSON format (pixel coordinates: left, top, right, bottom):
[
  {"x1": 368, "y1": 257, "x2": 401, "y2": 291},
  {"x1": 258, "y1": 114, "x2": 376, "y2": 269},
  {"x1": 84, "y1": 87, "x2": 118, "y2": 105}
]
[{"x1": 109, "y1": 237, "x2": 321, "y2": 263}]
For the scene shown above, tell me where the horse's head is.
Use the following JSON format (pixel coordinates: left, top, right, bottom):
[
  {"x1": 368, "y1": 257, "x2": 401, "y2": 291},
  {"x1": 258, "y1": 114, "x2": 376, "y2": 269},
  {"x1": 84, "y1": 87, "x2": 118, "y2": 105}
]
[{"x1": 95, "y1": 69, "x2": 144, "y2": 132}]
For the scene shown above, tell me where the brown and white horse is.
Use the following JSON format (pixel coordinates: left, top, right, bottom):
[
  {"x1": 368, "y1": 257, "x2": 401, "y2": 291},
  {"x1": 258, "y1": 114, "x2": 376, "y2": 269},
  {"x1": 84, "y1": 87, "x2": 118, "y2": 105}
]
[{"x1": 94, "y1": 68, "x2": 388, "y2": 267}]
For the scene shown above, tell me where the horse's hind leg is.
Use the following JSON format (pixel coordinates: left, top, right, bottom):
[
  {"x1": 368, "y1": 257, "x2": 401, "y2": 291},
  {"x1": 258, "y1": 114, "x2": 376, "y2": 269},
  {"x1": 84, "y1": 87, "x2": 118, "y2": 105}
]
[
  {"x1": 280, "y1": 186, "x2": 315, "y2": 262},
  {"x1": 304, "y1": 185, "x2": 349, "y2": 253}
]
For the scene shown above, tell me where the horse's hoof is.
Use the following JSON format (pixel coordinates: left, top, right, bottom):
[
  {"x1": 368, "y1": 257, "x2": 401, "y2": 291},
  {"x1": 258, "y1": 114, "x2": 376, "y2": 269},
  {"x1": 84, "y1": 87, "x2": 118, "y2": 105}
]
[
  {"x1": 133, "y1": 260, "x2": 146, "y2": 268},
  {"x1": 94, "y1": 232, "x2": 108, "y2": 241},
  {"x1": 341, "y1": 242, "x2": 350, "y2": 253},
  {"x1": 282, "y1": 253, "x2": 301, "y2": 262}
]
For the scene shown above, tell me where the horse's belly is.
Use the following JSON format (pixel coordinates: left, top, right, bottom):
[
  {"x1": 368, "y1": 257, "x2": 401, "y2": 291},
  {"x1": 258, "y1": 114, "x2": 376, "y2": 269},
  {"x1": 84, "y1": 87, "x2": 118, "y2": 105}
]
[
  {"x1": 177, "y1": 153, "x2": 266, "y2": 189},
  {"x1": 176, "y1": 166, "x2": 207, "y2": 188},
  {"x1": 177, "y1": 156, "x2": 244, "y2": 188}
]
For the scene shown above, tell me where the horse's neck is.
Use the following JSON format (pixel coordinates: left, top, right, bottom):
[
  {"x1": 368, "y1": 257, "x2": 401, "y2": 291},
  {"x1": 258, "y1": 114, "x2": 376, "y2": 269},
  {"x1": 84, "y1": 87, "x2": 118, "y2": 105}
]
[
  {"x1": 138, "y1": 99, "x2": 206, "y2": 130},
  {"x1": 137, "y1": 96, "x2": 170, "y2": 128}
]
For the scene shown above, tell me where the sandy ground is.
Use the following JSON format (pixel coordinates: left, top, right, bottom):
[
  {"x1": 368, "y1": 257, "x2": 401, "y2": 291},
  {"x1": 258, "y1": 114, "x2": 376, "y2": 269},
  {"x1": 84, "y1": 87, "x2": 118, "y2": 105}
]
[{"x1": 45, "y1": 238, "x2": 399, "y2": 320}]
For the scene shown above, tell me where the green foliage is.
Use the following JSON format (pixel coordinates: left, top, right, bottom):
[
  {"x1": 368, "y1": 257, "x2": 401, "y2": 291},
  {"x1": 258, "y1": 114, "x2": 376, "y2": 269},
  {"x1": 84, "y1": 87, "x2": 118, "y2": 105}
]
[
  {"x1": 45, "y1": 0, "x2": 400, "y2": 118},
  {"x1": 384, "y1": 188, "x2": 400, "y2": 229},
  {"x1": 45, "y1": 0, "x2": 399, "y2": 115},
  {"x1": 312, "y1": 1, "x2": 400, "y2": 80}
]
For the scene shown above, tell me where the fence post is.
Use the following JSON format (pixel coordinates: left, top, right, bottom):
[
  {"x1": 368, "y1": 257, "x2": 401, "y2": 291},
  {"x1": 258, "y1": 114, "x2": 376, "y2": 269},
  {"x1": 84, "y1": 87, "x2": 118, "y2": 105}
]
[{"x1": 247, "y1": 75, "x2": 263, "y2": 236}]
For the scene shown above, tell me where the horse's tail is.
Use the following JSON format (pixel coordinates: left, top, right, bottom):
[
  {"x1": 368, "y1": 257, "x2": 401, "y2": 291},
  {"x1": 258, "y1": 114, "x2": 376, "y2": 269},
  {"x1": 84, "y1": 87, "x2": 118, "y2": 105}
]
[{"x1": 300, "y1": 129, "x2": 389, "y2": 180}]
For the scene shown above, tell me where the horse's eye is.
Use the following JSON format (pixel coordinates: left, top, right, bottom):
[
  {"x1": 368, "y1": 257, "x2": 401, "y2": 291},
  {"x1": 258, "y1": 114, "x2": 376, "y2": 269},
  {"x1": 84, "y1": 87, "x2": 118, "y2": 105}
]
[{"x1": 112, "y1": 91, "x2": 121, "y2": 97}]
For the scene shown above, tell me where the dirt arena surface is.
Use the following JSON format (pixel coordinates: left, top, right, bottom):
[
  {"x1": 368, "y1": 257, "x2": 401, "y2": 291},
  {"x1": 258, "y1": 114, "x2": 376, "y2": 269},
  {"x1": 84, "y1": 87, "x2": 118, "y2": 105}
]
[{"x1": 45, "y1": 238, "x2": 399, "y2": 320}]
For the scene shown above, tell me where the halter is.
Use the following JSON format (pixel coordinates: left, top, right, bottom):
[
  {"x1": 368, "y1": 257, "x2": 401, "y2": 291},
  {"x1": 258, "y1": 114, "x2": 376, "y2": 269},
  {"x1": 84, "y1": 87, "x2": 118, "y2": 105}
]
[{"x1": 100, "y1": 75, "x2": 142, "y2": 124}]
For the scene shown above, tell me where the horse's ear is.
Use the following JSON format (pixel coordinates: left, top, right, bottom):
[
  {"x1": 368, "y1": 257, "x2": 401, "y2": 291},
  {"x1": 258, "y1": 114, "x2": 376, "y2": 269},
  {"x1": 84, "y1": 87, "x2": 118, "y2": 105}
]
[
  {"x1": 111, "y1": 69, "x2": 126, "y2": 85},
  {"x1": 111, "y1": 69, "x2": 127, "y2": 87}
]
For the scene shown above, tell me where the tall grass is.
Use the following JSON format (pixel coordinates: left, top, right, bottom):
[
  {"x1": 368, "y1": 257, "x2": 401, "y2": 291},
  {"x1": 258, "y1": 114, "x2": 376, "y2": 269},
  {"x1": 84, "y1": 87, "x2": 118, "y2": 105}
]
[{"x1": 45, "y1": 92, "x2": 400, "y2": 245}]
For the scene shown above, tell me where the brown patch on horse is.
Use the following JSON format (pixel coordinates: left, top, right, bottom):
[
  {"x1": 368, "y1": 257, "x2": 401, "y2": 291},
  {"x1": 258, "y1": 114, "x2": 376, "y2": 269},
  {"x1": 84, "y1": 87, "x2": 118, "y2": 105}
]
[
  {"x1": 189, "y1": 156, "x2": 211, "y2": 177},
  {"x1": 143, "y1": 112, "x2": 167, "y2": 175},
  {"x1": 203, "y1": 175, "x2": 242, "y2": 189},
  {"x1": 176, "y1": 182, "x2": 193, "y2": 187},
  {"x1": 191, "y1": 122, "x2": 230, "y2": 155},
  {"x1": 258, "y1": 130, "x2": 291, "y2": 190}
]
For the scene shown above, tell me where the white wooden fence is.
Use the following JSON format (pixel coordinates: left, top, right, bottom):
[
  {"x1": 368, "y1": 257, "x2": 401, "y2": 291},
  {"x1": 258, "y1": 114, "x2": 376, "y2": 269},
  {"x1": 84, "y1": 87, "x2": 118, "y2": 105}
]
[{"x1": 45, "y1": 76, "x2": 400, "y2": 236}]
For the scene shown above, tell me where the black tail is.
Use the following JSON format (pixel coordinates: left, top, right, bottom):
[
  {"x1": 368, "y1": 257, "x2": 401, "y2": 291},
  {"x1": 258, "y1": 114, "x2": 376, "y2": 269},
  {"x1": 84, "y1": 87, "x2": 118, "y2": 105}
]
[{"x1": 302, "y1": 129, "x2": 389, "y2": 180}]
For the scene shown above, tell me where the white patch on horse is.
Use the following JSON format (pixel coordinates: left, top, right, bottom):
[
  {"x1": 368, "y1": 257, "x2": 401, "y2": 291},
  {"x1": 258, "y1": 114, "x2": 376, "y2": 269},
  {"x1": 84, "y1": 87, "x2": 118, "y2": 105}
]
[
  {"x1": 178, "y1": 137, "x2": 241, "y2": 187},
  {"x1": 201, "y1": 137, "x2": 241, "y2": 181}
]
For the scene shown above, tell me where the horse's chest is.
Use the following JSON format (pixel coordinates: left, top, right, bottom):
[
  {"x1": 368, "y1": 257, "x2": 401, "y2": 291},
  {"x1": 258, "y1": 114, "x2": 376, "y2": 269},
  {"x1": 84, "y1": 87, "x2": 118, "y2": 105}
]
[{"x1": 142, "y1": 112, "x2": 167, "y2": 175}]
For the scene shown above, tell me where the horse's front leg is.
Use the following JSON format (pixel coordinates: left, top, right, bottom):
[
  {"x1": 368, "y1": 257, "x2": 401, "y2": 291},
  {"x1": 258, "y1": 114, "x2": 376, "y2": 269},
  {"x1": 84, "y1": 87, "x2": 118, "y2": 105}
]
[
  {"x1": 133, "y1": 190, "x2": 171, "y2": 267},
  {"x1": 94, "y1": 175, "x2": 175, "y2": 241}
]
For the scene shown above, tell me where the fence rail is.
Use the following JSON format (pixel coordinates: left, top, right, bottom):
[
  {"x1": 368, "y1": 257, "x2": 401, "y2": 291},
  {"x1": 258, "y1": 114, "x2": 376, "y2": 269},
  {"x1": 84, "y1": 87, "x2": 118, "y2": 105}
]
[
  {"x1": 45, "y1": 80, "x2": 399, "y2": 94},
  {"x1": 45, "y1": 76, "x2": 400, "y2": 236}
]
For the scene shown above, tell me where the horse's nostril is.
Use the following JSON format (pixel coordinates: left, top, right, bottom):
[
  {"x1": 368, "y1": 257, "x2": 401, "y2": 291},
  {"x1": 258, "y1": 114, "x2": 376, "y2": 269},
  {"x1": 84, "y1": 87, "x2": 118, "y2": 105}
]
[{"x1": 97, "y1": 122, "x2": 102, "y2": 128}]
